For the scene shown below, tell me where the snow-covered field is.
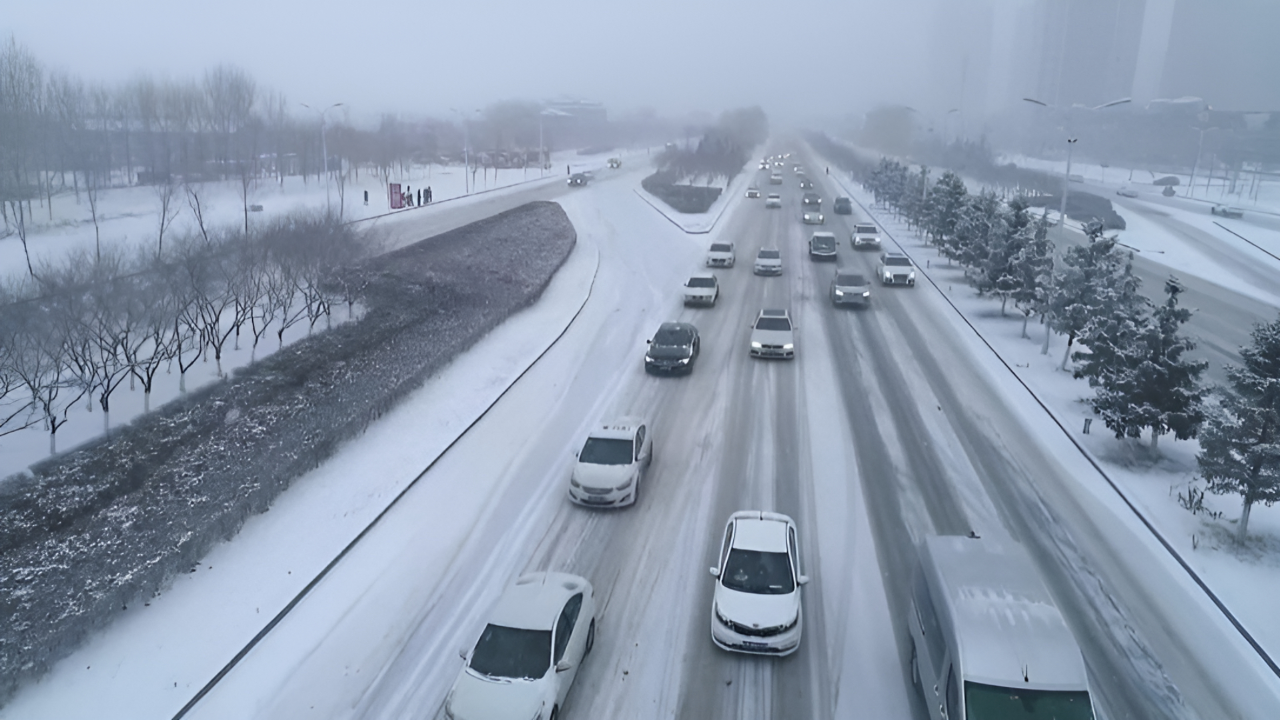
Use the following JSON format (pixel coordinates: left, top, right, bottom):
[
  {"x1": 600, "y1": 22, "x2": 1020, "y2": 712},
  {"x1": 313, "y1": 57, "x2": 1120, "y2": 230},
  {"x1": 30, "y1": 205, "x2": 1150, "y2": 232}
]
[
  {"x1": 828, "y1": 169, "x2": 1280, "y2": 669},
  {"x1": 0, "y1": 149, "x2": 646, "y2": 483}
]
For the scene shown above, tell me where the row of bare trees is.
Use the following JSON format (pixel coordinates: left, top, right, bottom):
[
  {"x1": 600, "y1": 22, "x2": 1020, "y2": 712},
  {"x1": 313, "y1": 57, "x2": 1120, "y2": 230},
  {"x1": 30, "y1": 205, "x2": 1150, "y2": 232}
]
[{"x1": 0, "y1": 213, "x2": 363, "y2": 455}]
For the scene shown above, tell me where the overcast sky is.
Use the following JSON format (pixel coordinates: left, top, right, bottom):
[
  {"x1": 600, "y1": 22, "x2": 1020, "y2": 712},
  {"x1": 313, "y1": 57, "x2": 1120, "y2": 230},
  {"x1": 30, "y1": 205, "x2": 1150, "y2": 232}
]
[{"x1": 4, "y1": 0, "x2": 933, "y2": 124}]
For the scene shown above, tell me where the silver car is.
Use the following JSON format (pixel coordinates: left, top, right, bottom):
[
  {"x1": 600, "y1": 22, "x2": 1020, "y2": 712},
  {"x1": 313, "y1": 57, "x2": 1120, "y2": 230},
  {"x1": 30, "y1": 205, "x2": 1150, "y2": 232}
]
[
  {"x1": 830, "y1": 270, "x2": 871, "y2": 307},
  {"x1": 749, "y1": 309, "x2": 795, "y2": 359}
]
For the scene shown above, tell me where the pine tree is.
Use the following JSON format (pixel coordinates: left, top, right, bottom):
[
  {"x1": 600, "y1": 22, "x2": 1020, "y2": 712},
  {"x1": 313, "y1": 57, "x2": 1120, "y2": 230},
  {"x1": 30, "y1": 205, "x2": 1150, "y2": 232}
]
[
  {"x1": 1071, "y1": 281, "x2": 1150, "y2": 441},
  {"x1": 1047, "y1": 221, "x2": 1140, "y2": 370},
  {"x1": 926, "y1": 171, "x2": 968, "y2": 249},
  {"x1": 1007, "y1": 207, "x2": 1054, "y2": 337},
  {"x1": 1199, "y1": 314, "x2": 1280, "y2": 541}
]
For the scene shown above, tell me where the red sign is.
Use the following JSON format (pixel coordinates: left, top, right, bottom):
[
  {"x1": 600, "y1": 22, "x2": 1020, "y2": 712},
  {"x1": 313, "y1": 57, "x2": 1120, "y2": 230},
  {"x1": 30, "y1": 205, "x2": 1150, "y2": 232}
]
[{"x1": 389, "y1": 182, "x2": 403, "y2": 209}]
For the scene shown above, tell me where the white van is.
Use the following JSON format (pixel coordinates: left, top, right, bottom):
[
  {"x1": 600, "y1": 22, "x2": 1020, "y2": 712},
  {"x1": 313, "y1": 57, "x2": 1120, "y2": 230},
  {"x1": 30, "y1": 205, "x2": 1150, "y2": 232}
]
[{"x1": 908, "y1": 534, "x2": 1096, "y2": 720}]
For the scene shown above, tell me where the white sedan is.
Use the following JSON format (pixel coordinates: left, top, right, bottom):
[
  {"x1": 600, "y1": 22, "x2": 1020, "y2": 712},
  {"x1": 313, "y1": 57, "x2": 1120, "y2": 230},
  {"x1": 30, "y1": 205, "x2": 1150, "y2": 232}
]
[
  {"x1": 683, "y1": 274, "x2": 720, "y2": 306},
  {"x1": 446, "y1": 572, "x2": 596, "y2": 720},
  {"x1": 568, "y1": 417, "x2": 652, "y2": 507},
  {"x1": 710, "y1": 511, "x2": 808, "y2": 655}
]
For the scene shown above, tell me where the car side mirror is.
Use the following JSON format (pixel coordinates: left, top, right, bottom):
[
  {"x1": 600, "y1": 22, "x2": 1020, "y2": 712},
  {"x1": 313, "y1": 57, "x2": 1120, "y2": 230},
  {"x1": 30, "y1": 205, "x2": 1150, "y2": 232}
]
[
  {"x1": 555, "y1": 660, "x2": 572, "y2": 673},
  {"x1": 709, "y1": 566, "x2": 720, "y2": 577},
  {"x1": 797, "y1": 575, "x2": 810, "y2": 586},
  {"x1": 573, "y1": 449, "x2": 579, "y2": 458},
  {"x1": 458, "y1": 647, "x2": 468, "y2": 661}
]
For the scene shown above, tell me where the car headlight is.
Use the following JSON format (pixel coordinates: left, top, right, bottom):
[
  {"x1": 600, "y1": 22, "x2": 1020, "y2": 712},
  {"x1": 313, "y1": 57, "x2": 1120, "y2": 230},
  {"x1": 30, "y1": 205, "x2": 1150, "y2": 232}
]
[
  {"x1": 570, "y1": 477, "x2": 581, "y2": 488},
  {"x1": 834, "y1": 289, "x2": 844, "y2": 297},
  {"x1": 782, "y1": 343, "x2": 794, "y2": 350},
  {"x1": 714, "y1": 602, "x2": 733, "y2": 627},
  {"x1": 862, "y1": 291, "x2": 871, "y2": 297},
  {"x1": 644, "y1": 355, "x2": 654, "y2": 363},
  {"x1": 751, "y1": 341, "x2": 762, "y2": 349},
  {"x1": 676, "y1": 357, "x2": 690, "y2": 364},
  {"x1": 908, "y1": 271, "x2": 916, "y2": 280}
]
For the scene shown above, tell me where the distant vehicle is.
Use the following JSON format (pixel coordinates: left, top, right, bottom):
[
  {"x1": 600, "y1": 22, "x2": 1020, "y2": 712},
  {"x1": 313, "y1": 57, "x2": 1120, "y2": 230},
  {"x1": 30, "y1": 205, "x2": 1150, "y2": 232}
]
[
  {"x1": 801, "y1": 192, "x2": 821, "y2": 207},
  {"x1": 568, "y1": 173, "x2": 589, "y2": 187},
  {"x1": 1153, "y1": 175, "x2": 1181, "y2": 186},
  {"x1": 706, "y1": 241, "x2": 736, "y2": 268},
  {"x1": 852, "y1": 223, "x2": 881, "y2": 250},
  {"x1": 830, "y1": 270, "x2": 871, "y2": 307},
  {"x1": 446, "y1": 572, "x2": 596, "y2": 720},
  {"x1": 793, "y1": 165, "x2": 803, "y2": 173},
  {"x1": 1067, "y1": 174, "x2": 1084, "y2": 183},
  {"x1": 808, "y1": 232, "x2": 837, "y2": 261},
  {"x1": 754, "y1": 248, "x2": 783, "y2": 276},
  {"x1": 683, "y1": 274, "x2": 720, "y2": 307},
  {"x1": 1115, "y1": 186, "x2": 1139, "y2": 198},
  {"x1": 607, "y1": 157, "x2": 622, "y2": 169},
  {"x1": 770, "y1": 173, "x2": 783, "y2": 185},
  {"x1": 802, "y1": 210, "x2": 825, "y2": 225},
  {"x1": 833, "y1": 197, "x2": 853, "y2": 215},
  {"x1": 709, "y1": 510, "x2": 807, "y2": 655},
  {"x1": 877, "y1": 251, "x2": 916, "y2": 286},
  {"x1": 759, "y1": 162, "x2": 770, "y2": 170},
  {"x1": 1211, "y1": 205, "x2": 1244, "y2": 218},
  {"x1": 746, "y1": 186, "x2": 761, "y2": 198},
  {"x1": 765, "y1": 194, "x2": 782, "y2": 208},
  {"x1": 645, "y1": 322, "x2": 700, "y2": 375},
  {"x1": 798, "y1": 179, "x2": 815, "y2": 190},
  {"x1": 774, "y1": 161, "x2": 784, "y2": 168},
  {"x1": 749, "y1": 309, "x2": 795, "y2": 359},
  {"x1": 568, "y1": 418, "x2": 652, "y2": 507},
  {"x1": 908, "y1": 535, "x2": 1096, "y2": 720}
]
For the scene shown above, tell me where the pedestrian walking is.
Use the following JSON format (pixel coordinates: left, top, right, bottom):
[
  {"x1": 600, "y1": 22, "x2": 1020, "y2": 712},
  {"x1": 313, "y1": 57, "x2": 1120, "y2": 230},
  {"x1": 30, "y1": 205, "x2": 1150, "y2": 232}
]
[
  {"x1": 406, "y1": 186, "x2": 413, "y2": 206},
  {"x1": 417, "y1": 189, "x2": 422, "y2": 206},
  {"x1": 426, "y1": 186, "x2": 432, "y2": 203},
  {"x1": 567, "y1": 164, "x2": 570, "y2": 176},
  {"x1": 363, "y1": 189, "x2": 368, "y2": 206}
]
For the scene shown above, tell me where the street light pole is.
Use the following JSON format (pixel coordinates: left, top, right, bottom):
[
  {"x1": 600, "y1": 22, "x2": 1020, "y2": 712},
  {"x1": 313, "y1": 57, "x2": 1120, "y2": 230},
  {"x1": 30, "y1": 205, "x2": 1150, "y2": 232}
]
[
  {"x1": 451, "y1": 108, "x2": 480, "y2": 194},
  {"x1": 301, "y1": 102, "x2": 344, "y2": 216},
  {"x1": 1060, "y1": 137, "x2": 1078, "y2": 230},
  {"x1": 1187, "y1": 126, "x2": 1217, "y2": 199}
]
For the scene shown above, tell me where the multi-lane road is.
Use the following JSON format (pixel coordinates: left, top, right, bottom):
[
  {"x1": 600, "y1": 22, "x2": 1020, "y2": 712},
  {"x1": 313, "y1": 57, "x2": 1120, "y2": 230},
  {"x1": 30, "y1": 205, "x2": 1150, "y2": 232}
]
[{"x1": 23, "y1": 144, "x2": 1279, "y2": 719}]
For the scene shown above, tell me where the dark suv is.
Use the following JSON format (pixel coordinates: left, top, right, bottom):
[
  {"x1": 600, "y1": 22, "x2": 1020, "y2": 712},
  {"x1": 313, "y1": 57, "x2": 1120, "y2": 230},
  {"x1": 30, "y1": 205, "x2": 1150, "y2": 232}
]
[
  {"x1": 645, "y1": 322, "x2": 701, "y2": 374},
  {"x1": 833, "y1": 197, "x2": 853, "y2": 215}
]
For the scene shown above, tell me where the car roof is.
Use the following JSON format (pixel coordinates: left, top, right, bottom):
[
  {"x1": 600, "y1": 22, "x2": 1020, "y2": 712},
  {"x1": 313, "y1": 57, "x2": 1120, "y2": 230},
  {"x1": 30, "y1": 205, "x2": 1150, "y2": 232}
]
[
  {"x1": 729, "y1": 511, "x2": 793, "y2": 552},
  {"x1": 490, "y1": 572, "x2": 592, "y2": 630},
  {"x1": 759, "y1": 308, "x2": 789, "y2": 318},
  {"x1": 588, "y1": 416, "x2": 646, "y2": 440},
  {"x1": 883, "y1": 251, "x2": 908, "y2": 258},
  {"x1": 855, "y1": 224, "x2": 878, "y2": 232},
  {"x1": 689, "y1": 273, "x2": 716, "y2": 281},
  {"x1": 923, "y1": 536, "x2": 1089, "y2": 691},
  {"x1": 834, "y1": 271, "x2": 868, "y2": 284},
  {"x1": 811, "y1": 231, "x2": 836, "y2": 239}
]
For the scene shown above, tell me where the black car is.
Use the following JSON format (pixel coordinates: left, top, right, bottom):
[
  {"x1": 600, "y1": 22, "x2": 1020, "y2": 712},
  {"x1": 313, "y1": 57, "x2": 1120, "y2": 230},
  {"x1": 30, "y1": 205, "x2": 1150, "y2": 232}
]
[
  {"x1": 799, "y1": 179, "x2": 815, "y2": 189},
  {"x1": 568, "y1": 173, "x2": 589, "y2": 187},
  {"x1": 802, "y1": 192, "x2": 822, "y2": 207},
  {"x1": 833, "y1": 197, "x2": 853, "y2": 214},
  {"x1": 645, "y1": 322, "x2": 700, "y2": 374}
]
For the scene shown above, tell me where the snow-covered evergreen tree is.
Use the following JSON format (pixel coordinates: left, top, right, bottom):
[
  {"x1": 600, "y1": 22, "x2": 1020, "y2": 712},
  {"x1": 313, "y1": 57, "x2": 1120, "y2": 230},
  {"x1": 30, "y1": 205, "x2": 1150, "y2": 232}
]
[
  {"x1": 952, "y1": 190, "x2": 1001, "y2": 273},
  {"x1": 926, "y1": 171, "x2": 968, "y2": 248},
  {"x1": 1007, "y1": 207, "x2": 1054, "y2": 337},
  {"x1": 1078, "y1": 277, "x2": 1206, "y2": 448},
  {"x1": 1046, "y1": 221, "x2": 1140, "y2": 370},
  {"x1": 1199, "y1": 314, "x2": 1280, "y2": 540}
]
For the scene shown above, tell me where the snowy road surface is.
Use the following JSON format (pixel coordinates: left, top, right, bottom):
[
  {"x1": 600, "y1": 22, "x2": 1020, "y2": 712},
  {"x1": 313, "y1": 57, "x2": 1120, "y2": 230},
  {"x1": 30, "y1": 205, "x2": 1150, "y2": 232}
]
[{"x1": 7, "y1": 145, "x2": 1280, "y2": 719}]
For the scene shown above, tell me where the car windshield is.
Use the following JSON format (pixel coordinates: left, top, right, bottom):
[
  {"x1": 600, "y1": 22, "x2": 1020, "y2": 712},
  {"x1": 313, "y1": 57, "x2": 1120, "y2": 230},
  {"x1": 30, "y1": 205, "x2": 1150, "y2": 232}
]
[
  {"x1": 758, "y1": 250, "x2": 780, "y2": 259},
  {"x1": 468, "y1": 624, "x2": 552, "y2": 680},
  {"x1": 965, "y1": 683, "x2": 1095, "y2": 720},
  {"x1": 721, "y1": 549, "x2": 795, "y2": 594},
  {"x1": 687, "y1": 277, "x2": 716, "y2": 288},
  {"x1": 836, "y1": 274, "x2": 867, "y2": 285},
  {"x1": 653, "y1": 326, "x2": 693, "y2": 345},
  {"x1": 884, "y1": 257, "x2": 913, "y2": 266},
  {"x1": 855, "y1": 225, "x2": 877, "y2": 234},
  {"x1": 812, "y1": 237, "x2": 835, "y2": 249},
  {"x1": 710, "y1": 243, "x2": 732, "y2": 252},
  {"x1": 755, "y1": 317, "x2": 792, "y2": 331},
  {"x1": 579, "y1": 437, "x2": 633, "y2": 464}
]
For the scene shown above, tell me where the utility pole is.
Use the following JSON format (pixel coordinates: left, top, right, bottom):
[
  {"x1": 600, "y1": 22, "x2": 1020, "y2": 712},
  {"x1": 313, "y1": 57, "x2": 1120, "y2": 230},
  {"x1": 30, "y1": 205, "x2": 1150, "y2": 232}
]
[
  {"x1": 1060, "y1": 138, "x2": 1077, "y2": 230},
  {"x1": 301, "y1": 102, "x2": 344, "y2": 216}
]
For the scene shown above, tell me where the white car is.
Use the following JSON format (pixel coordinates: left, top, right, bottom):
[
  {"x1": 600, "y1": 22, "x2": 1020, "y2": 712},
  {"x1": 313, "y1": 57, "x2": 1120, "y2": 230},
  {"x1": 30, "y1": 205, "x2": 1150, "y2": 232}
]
[
  {"x1": 683, "y1": 274, "x2": 720, "y2": 306},
  {"x1": 877, "y1": 251, "x2": 917, "y2": 286},
  {"x1": 706, "y1": 241, "x2": 736, "y2": 268},
  {"x1": 446, "y1": 572, "x2": 596, "y2": 720},
  {"x1": 769, "y1": 173, "x2": 783, "y2": 185},
  {"x1": 765, "y1": 194, "x2": 782, "y2": 208},
  {"x1": 568, "y1": 417, "x2": 652, "y2": 507},
  {"x1": 1115, "y1": 186, "x2": 1139, "y2": 198},
  {"x1": 749, "y1": 309, "x2": 795, "y2": 359},
  {"x1": 745, "y1": 186, "x2": 761, "y2": 198},
  {"x1": 754, "y1": 248, "x2": 782, "y2": 276},
  {"x1": 802, "y1": 210, "x2": 824, "y2": 225},
  {"x1": 710, "y1": 511, "x2": 808, "y2": 655},
  {"x1": 851, "y1": 223, "x2": 881, "y2": 250}
]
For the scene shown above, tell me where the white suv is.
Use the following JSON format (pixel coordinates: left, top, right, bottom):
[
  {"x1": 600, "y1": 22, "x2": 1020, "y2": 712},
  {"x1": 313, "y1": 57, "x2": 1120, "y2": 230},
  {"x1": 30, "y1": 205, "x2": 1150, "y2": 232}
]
[
  {"x1": 710, "y1": 511, "x2": 808, "y2": 656},
  {"x1": 568, "y1": 418, "x2": 652, "y2": 508},
  {"x1": 876, "y1": 251, "x2": 917, "y2": 286},
  {"x1": 706, "y1": 241, "x2": 736, "y2": 268},
  {"x1": 683, "y1": 274, "x2": 720, "y2": 306},
  {"x1": 852, "y1": 223, "x2": 881, "y2": 250}
]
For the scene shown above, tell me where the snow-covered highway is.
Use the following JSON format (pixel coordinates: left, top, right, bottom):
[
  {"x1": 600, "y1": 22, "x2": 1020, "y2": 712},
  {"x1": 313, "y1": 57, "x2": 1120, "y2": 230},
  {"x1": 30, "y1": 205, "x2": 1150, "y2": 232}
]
[{"x1": 8, "y1": 145, "x2": 1280, "y2": 720}]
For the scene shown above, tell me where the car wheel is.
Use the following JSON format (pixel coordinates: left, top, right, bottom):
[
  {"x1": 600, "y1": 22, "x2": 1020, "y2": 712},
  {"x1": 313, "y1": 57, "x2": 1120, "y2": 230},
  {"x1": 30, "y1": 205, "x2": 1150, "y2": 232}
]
[{"x1": 586, "y1": 619, "x2": 596, "y2": 654}]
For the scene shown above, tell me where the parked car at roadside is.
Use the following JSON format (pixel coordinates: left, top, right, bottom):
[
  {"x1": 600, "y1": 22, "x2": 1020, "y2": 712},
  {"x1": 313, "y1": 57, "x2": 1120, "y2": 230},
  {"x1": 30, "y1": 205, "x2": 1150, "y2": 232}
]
[{"x1": 1211, "y1": 205, "x2": 1244, "y2": 218}]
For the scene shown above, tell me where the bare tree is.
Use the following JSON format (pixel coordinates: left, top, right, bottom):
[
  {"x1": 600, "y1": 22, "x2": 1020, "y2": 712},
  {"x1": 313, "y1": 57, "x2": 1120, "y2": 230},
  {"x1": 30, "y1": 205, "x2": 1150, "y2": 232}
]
[
  {"x1": 185, "y1": 182, "x2": 211, "y2": 244},
  {"x1": 155, "y1": 179, "x2": 180, "y2": 257}
]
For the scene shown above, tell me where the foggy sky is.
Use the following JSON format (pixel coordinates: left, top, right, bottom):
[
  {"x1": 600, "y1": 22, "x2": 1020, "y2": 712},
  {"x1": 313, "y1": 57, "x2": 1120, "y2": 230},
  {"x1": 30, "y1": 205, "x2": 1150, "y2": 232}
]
[{"x1": 4, "y1": 0, "x2": 934, "y2": 123}]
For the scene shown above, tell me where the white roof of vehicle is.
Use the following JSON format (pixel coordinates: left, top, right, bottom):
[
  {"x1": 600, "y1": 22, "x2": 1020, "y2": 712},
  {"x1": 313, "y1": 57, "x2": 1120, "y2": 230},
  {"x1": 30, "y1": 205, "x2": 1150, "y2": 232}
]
[
  {"x1": 729, "y1": 511, "x2": 793, "y2": 552},
  {"x1": 924, "y1": 535, "x2": 1090, "y2": 691},
  {"x1": 759, "y1": 309, "x2": 788, "y2": 318},
  {"x1": 490, "y1": 572, "x2": 591, "y2": 630},
  {"x1": 855, "y1": 224, "x2": 879, "y2": 233},
  {"x1": 811, "y1": 232, "x2": 836, "y2": 240},
  {"x1": 588, "y1": 416, "x2": 645, "y2": 441}
]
